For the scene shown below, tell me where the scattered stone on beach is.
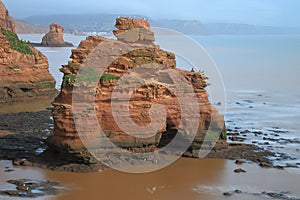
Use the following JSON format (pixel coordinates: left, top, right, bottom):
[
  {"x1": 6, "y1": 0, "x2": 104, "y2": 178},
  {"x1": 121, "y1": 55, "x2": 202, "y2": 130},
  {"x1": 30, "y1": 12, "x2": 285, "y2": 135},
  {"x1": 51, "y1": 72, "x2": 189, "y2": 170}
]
[
  {"x1": 240, "y1": 130, "x2": 250, "y2": 134},
  {"x1": 285, "y1": 163, "x2": 299, "y2": 168},
  {"x1": 259, "y1": 161, "x2": 272, "y2": 168},
  {"x1": 234, "y1": 168, "x2": 247, "y2": 173},
  {"x1": 223, "y1": 190, "x2": 300, "y2": 200},
  {"x1": 243, "y1": 100, "x2": 254, "y2": 103},
  {"x1": 228, "y1": 136, "x2": 246, "y2": 142},
  {"x1": 274, "y1": 165, "x2": 285, "y2": 170},
  {"x1": 223, "y1": 192, "x2": 233, "y2": 196},
  {"x1": 235, "y1": 160, "x2": 245, "y2": 165},
  {"x1": 4, "y1": 168, "x2": 14, "y2": 172},
  {"x1": 252, "y1": 131, "x2": 263, "y2": 135},
  {"x1": 0, "y1": 179, "x2": 65, "y2": 198},
  {"x1": 12, "y1": 159, "x2": 33, "y2": 167}
]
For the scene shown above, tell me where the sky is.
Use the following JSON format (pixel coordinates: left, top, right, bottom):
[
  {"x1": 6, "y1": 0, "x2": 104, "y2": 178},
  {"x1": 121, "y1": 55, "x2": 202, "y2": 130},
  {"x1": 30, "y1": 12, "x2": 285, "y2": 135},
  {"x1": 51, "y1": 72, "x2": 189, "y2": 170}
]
[{"x1": 3, "y1": 0, "x2": 300, "y2": 27}]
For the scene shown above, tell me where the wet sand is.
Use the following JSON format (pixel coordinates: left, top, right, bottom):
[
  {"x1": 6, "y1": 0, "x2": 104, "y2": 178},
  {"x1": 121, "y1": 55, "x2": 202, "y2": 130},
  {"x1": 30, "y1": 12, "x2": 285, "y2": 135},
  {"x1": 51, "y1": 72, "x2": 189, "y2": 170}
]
[
  {"x1": 0, "y1": 98, "x2": 53, "y2": 114},
  {"x1": 1, "y1": 158, "x2": 300, "y2": 200}
]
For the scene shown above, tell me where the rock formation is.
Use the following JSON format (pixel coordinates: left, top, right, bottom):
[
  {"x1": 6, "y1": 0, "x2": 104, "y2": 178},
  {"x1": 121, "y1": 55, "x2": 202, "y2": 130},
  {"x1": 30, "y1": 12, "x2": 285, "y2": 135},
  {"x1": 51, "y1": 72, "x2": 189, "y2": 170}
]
[
  {"x1": 0, "y1": 1, "x2": 57, "y2": 104},
  {"x1": 113, "y1": 17, "x2": 154, "y2": 44},
  {"x1": 40, "y1": 23, "x2": 73, "y2": 47},
  {"x1": 47, "y1": 17, "x2": 226, "y2": 165},
  {"x1": 0, "y1": 0, "x2": 15, "y2": 33}
]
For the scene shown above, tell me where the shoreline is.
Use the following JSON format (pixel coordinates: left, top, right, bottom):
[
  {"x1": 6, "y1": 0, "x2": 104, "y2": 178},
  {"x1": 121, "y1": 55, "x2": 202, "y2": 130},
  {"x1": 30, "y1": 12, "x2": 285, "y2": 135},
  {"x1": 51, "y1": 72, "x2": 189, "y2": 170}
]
[
  {"x1": 0, "y1": 108, "x2": 299, "y2": 199},
  {"x1": 0, "y1": 108, "x2": 293, "y2": 172}
]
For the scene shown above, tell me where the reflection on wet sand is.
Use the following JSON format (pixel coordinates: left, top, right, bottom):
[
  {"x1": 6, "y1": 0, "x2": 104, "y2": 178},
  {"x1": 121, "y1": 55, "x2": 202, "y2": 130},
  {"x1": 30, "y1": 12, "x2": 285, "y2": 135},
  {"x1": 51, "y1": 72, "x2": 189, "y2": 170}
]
[
  {"x1": 0, "y1": 98, "x2": 53, "y2": 114},
  {"x1": 1, "y1": 157, "x2": 300, "y2": 199},
  {"x1": 46, "y1": 158, "x2": 300, "y2": 200},
  {"x1": 47, "y1": 158, "x2": 225, "y2": 200}
]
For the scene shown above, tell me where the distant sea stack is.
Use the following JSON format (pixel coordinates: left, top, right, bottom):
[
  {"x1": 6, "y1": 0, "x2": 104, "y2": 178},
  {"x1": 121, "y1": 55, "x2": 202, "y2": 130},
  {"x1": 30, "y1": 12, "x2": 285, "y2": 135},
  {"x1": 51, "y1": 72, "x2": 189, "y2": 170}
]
[
  {"x1": 0, "y1": 0, "x2": 57, "y2": 104},
  {"x1": 36, "y1": 23, "x2": 73, "y2": 47},
  {"x1": 47, "y1": 17, "x2": 226, "y2": 165},
  {"x1": 0, "y1": 0, "x2": 15, "y2": 32}
]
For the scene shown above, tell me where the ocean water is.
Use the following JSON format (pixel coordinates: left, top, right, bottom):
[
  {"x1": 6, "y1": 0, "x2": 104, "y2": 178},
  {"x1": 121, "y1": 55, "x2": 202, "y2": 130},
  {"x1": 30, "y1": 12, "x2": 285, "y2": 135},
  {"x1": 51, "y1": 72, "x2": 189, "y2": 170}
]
[{"x1": 193, "y1": 34, "x2": 300, "y2": 167}]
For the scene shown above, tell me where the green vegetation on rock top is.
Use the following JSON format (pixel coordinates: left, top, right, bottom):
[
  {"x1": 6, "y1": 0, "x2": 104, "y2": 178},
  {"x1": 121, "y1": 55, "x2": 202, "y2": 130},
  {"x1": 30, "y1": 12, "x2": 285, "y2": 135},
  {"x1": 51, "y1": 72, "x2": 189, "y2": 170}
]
[
  {"x1": 100, "y1": 73, "x2": 120, "y2": 82},
  {"x1": 1, "y1": 28, "x2": 34, "y2": 55},
  {"x1": 62, "y1": 67, "x2": 120, "y2": 86}
]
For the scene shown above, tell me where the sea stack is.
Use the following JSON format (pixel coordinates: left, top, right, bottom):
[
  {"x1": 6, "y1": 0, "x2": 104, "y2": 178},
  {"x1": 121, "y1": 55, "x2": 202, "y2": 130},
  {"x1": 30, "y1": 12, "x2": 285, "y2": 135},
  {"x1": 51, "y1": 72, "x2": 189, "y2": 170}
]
[
  {"x1": 41, "y1": 23, "x2": 73, "y2": 47},
  {"x1": 0, "y1": 0, "x2": 57, "y2": 104},
  {"x1": 47, "y1": 17, "x2": 226, "y2": 165}
]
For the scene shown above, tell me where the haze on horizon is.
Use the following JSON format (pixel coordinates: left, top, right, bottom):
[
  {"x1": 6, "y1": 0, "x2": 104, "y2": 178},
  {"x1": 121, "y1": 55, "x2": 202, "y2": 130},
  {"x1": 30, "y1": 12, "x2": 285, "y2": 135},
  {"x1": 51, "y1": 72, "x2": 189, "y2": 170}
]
[{"x1": 3, "y1": 0, "x2": 300, "y2": 27}]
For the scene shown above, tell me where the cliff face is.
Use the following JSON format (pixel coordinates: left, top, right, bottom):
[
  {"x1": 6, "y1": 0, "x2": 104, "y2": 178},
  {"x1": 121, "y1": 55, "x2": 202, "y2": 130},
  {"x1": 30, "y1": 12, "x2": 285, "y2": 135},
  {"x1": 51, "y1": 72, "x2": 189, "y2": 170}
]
[
  {"x1": 0, "y1": 0, "x2": 15, "y2": 33},
  {"x1": 41, "y1": 23, "x2": 73, "y2": 47},
  {"x1": 47, "y1": 17, "x2": 226, "y2": 164},
  {"x1": 0, "y1": 1, "x2": 57, "y2": 104},
  {"x1": 0, "y1": 29, "x2": 57, "y2": 103}
]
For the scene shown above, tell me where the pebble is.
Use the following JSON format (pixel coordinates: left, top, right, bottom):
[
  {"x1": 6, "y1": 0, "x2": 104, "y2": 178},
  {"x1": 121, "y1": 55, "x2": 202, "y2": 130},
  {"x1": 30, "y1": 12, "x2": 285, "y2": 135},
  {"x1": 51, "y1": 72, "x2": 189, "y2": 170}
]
[
  {"x1": 234, "y1": 168, "x2": 247, "y2": 173},
  {"x1": 274, "y1": 166, "x2": 284, "y2": 170},
  {"x1": 223, "y1": 192, "x2": 233, "y2": 196},
  {"x1": 4, "y1": 168, "x2": 14, "y2": 172},
  {"x1": 235, "y1": 160, "x2": 245, "y2": 165},
  {"x1": 259, "y1": 162, "x2": 272, "y2": 168}
]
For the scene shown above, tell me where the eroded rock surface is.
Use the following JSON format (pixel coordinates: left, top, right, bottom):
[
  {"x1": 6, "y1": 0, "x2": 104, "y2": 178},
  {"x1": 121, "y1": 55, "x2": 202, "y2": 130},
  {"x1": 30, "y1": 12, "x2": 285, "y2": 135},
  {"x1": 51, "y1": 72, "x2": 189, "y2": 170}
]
[
  {"x1": 0, "y1": 0, "x2": 15, "y2": 32},
  {"x1": 47, "y1": 17, "x2": 226, "y2": 165},
  {"x1": 0, "y1": 2, "x2": 57, "y2": 104}
]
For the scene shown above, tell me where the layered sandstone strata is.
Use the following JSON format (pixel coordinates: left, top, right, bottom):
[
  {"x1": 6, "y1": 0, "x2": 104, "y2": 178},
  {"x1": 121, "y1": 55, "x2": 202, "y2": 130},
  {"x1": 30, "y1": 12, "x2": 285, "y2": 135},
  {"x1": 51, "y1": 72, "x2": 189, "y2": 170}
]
[
  {"x1": 0, "y1": 0, "x2": 15, "y2": 32},
  {"x1": 0, "y1": 2, "x2": 57, "y2": 104},
  {"x1": 41, "y1": 23, "x2": 73, "y2": 47},
  {"x1": 47, "y1": 17, "x2": 226, "y2": 164}
]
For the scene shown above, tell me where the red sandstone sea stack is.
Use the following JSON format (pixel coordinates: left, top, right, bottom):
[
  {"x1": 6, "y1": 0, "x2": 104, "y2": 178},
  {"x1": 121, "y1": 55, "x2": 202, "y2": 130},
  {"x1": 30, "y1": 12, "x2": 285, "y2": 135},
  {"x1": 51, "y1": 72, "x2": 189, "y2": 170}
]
[
  {"x1": 41, "y1": 23, "x2": 73, "y2": 47},
  {"x1": 47, "y1": 17, "x2": 226, "y2": 165}
]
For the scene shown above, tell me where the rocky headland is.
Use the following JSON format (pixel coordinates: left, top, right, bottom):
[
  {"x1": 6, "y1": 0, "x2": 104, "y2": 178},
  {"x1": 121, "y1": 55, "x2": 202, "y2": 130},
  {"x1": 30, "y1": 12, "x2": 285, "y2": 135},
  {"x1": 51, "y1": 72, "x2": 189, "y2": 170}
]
[{"x1": 0, "y1": 1, "x2": 57, "y2": 104}]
